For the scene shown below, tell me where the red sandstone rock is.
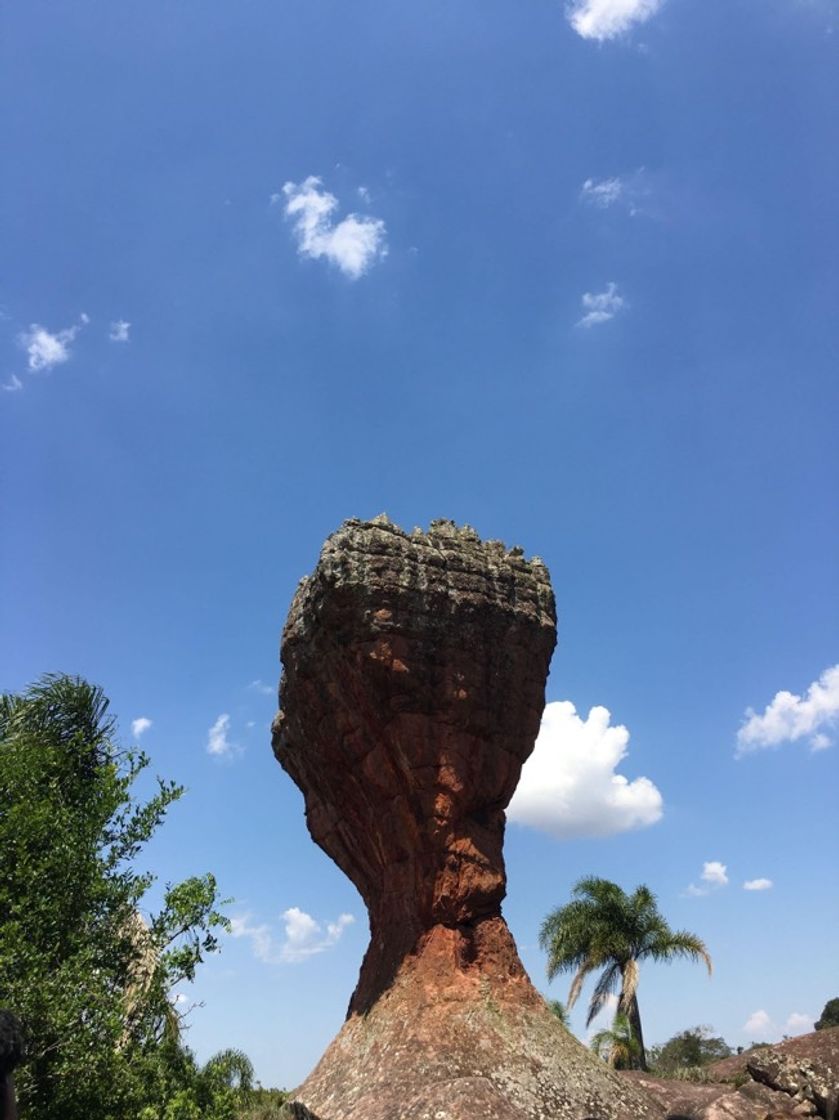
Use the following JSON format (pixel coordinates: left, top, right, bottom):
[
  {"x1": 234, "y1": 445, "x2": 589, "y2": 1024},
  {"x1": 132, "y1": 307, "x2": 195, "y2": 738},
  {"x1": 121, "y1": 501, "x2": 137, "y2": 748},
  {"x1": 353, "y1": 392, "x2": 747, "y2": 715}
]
[{"x1": 272, "y1": 517, "x2": 664, "y2": 1120}]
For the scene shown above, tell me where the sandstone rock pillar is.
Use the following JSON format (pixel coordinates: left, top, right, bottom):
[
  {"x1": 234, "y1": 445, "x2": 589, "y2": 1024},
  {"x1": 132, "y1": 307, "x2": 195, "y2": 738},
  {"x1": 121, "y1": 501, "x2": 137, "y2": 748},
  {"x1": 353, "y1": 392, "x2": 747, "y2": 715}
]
[{"x1": 273, "y1": 517, "x2": 662, "y2": 1120}]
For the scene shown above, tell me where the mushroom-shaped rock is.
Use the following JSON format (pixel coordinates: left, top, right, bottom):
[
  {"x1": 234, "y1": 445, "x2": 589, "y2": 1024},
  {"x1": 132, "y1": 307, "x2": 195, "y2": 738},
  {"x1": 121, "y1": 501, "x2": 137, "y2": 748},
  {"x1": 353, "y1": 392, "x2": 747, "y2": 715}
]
[{"x1": 272, "y1": 518, "x2": 662, "y2": 1120}]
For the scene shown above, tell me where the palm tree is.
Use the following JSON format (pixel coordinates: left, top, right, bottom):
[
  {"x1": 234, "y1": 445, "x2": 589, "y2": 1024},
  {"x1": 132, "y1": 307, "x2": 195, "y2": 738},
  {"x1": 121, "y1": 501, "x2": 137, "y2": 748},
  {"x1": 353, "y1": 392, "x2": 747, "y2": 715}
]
[
  {"x1": 539, "y1": 877, "x2": 712, "y2": 1070},
  {"x1": 590, "y1": 1011, "x2": 639, "y2": 1070}
]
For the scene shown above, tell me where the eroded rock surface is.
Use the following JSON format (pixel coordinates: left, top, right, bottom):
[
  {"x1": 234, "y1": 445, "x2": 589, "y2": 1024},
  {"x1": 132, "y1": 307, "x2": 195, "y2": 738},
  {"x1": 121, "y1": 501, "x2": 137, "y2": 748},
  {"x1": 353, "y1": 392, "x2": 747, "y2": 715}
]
[{"x1": 273, "y1": 516, "x2": 662, "y2": 1120}]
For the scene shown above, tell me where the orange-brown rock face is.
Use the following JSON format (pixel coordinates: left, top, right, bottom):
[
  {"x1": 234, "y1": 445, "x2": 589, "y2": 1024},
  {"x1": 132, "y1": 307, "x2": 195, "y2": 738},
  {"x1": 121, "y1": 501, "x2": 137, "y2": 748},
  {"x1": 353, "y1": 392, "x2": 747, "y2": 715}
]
[{"x1": 272, "y1": 517, "x2": 663, "y2": 1120}]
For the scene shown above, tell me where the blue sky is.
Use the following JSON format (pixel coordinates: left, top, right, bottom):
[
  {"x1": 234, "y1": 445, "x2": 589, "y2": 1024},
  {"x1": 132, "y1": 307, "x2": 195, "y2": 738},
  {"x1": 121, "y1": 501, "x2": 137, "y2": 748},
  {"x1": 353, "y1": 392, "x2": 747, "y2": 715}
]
[{"x1": 2, "y1": 0, "x2": 838, "y2": 1091}]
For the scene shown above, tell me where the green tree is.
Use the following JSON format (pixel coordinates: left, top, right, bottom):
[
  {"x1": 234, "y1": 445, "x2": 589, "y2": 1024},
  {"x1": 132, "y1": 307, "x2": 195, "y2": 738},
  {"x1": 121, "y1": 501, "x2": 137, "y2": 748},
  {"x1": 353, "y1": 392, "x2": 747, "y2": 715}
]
[
  {"x1": 0, "y1": 674, "x2": 229, "y2": 1120},
  {"x1": 590, "y1": 1011, "x2": 639, "y2": 1070},
  {"x1": 647, "y1": 1025, "x2": 732, "y2": 1074},
  {"x1": 815, "y1": 998, "x2": 839, "y2": 1031},
  {"x1": 539, "y1": 877, "x2": 712, "y2": 1070}
]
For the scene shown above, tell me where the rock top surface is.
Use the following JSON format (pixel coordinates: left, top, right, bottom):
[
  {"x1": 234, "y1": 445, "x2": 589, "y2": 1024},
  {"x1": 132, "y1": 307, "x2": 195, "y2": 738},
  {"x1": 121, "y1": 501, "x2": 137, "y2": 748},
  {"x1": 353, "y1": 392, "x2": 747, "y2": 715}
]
[{"x1": 273, "y1": 517, "x2": 662, "y2": 1120}]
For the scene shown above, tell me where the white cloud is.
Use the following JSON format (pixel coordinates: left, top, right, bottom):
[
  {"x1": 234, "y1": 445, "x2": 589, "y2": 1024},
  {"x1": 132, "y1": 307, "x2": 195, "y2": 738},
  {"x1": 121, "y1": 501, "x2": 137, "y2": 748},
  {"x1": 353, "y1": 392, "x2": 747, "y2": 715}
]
[
  {"x1": 2, "y1": 375, "x2": 23, "y2": 393},
  {"x1": 685, "y1": 860, "x2": 728, "y2": 897},
  {"x1": 18, "y1": 314, "x2": 88, "y2": 373},
  {"x1": 580, "y1": 170, "x2": 651, "y2": 216},
  {"x1": 248, "y1": 679, "x2": 275, "y2": 697},
  {"x1": 508, "y1": 700, "x2": 663, "y2": 839},
  {"x1": 230, "y1": 907, "x2": 355, "y2": 964},
  {"x1": 736, "y1": 664, "x2": 839, "y2": 756},
  {"x1": 743, "y1": 878, "x2": 773, "y2": 892},
  {"x1": 207, "y1": 713, "x2": 235, "y2": 758},
  {"x1": 581, "y1": 177, "x2": 624, "y2": 208},
  {"x1": 109, "y1": 320, "x2": 130, "y2": 342},
  {"x1": 743, "y1": 1009, "x2": 774, "y2": 1038},
  {"x1": 785, "y1": 1012, "x2": 813, "y2": 1035},
  {"x1": 702, "y1": 861, "x2": 728, "y2": 887},
  {"x1": 576, "y1": 282, "x2": 626, "y2": 328},
  {"x1": 131, "y1": 717, "x2": 152, "y2": 739},
  {"x1": 278, "y1": 176, "x2": 387, "y2": 279},
  {"x1": 567, "y1": 0, "x2": 665, "y2": 41}
]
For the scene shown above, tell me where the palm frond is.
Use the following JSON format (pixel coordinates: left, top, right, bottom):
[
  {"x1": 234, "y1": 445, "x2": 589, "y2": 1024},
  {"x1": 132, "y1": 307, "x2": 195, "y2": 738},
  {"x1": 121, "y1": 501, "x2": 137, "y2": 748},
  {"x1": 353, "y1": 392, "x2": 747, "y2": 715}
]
[
  {"x1": 568, "y1": 958, "x2": 597, "y2": 1010},
  {"x1": 586, "y1": 960, "x2": 621, "y2": 1026}
]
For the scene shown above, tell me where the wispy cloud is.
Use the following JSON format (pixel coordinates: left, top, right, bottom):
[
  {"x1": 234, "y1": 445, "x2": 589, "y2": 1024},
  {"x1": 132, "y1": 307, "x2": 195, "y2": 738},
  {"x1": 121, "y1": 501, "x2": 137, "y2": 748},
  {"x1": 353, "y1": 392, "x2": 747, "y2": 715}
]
[
  {"x1": 737, "y1": 664, "x2": 839, "y2": 756},
  {"x1": 131, "y1": 717, "x2": 152, "y2": 739},
  {"x1": 207, "y1": 713, "x2": 236, "y2": 758},
  {"x1": 567, "y1": 0, "x2": 665, "y2": 41},
  {"x1": 230, "y1": 907, "x2": 355, "y2": 964},
  {"x1": 2, "y1": 375, "x2": 23, "y2": 393},
  {"x1": 508, "y1": 700, "x2": 663, "y2": 839},
  {"x1": 576, "y1": 282, "x2": 626, "y2": 328},
  {"x1": 276, "y1": 176, "x2": 387, "y2": 279},
  {"x1": 685, "y1": 860, "x2": 728, "y2": 897},
  {"x1": 248, "y1": 679, "x2": 275, "y2": 697},
  {"x1": 109, "y1": 320, "x2": 130, "y2": 343},
  {"x1": 18, "y1": 313, "x2": 88, "y2": 373},
  {"x1": 743, "y1": 878, "x2": 773, "y2": 892},
  {"x1": 580, "y1": 177, "x2": 624, "y2": 208},
  {"x1": 580, "y1": 170, "x2": 650, "y2": 216}
]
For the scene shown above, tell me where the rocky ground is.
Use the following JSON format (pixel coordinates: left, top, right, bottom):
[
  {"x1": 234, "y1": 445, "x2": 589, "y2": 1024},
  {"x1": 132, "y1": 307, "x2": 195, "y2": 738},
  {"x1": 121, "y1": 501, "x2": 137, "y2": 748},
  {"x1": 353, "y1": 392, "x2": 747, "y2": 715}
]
[{"x1": 624, "y1": 1028, "x2": 839, "y2": 1119}]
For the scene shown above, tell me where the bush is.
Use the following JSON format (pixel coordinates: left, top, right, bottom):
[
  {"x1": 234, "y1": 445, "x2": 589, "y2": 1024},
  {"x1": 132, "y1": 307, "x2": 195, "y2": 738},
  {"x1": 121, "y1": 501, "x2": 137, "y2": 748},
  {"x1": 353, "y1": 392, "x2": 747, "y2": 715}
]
[{"x1": 815, "y1": 998, "x2": 839, "y2": 1031}]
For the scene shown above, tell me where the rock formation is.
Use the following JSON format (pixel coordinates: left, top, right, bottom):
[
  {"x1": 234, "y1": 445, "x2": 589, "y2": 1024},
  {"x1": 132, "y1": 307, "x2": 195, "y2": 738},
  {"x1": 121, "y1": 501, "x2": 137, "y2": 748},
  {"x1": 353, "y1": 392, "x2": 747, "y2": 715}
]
[
  {"x1": 272, "y1": 516, "x2": 663, "y2": 1120},
  {"x1": 626, "y1": 1028, "x2": 839, "y2": 1119}
]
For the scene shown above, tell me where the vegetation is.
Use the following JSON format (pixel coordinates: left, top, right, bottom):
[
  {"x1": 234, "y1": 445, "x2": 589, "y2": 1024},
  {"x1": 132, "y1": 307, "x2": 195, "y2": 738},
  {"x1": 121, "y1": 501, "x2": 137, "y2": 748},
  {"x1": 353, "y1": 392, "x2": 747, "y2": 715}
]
[
  {"x1": 547, "y1": 999, "x2": 569, "y2": 1028},
  {"x1": 647, "y1": 1025, "x2": 732, "y2": 1075},
  {"x1": 539, "y1": 876, "x2": 712, "y2": 1070},
  {"x1": 590, "y1": 1011, "x2": 639, "y2": 1070},
  {"x1": 0, "y1": 674, "x2": 270, "y2": 1119},
  {"x1": 815, "y1": 998, "x2": 839, "y2": 1031}
]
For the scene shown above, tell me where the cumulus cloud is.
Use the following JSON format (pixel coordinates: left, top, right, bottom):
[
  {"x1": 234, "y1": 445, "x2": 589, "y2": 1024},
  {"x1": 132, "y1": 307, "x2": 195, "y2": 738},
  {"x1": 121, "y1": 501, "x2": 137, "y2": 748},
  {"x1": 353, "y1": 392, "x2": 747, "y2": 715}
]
[
  {"x1": 736, "y1": 664, "x2": 839, "y2": 756},
  {"x1": 230, "y1": 907, "x2": 355, "y2": 964},
  {"x1": 2, "y1": 375, "x2": 23, "y2": 393},
  {"x1": 702, "y1": 861, "x2": 728, "y2": 887},
  {"x1": 277, "y1": 176, "x2": 387, "y2": 279},
  {"x1": 131, "y1": 717, "x2": 152, "y2": 739},
  {"x1": 685, "y1": 860, "x2": 728, "y2": 897},
  {"x1": 207, "y1": 713, "x2": 235, "y2": 758},
  {"x1": 507, "y1": 700, "x2": 663, "y2": 839},
  {"x1": 785, "y1": 1012, "x2": 813, "y2": 1035},
  {"x1": 743, "y1": 1009, "x2": 774, "y2": 1038},
  {"x1": 109, "y1": 320, "x2": 130, "y2": 342},
  {"x1": 576, "y1": 282, "x2": 626, "y2": 327},
  {"x1": 743, "y1": 878, "x2": 773, "y2": 892},
  {"x1": 18, "y1": 314, "x2": 88, "y2": 373},
  {"x1": 567, "y1": 0, "x2": 665, "y2": 41}
]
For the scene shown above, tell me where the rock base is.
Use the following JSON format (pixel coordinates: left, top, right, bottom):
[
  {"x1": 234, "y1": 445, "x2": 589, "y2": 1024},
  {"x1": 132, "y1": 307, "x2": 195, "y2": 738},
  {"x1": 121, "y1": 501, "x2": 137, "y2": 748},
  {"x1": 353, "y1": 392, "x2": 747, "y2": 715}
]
[{"x1": 283, "y1": 919, "x2": 663, "y2": 1120}]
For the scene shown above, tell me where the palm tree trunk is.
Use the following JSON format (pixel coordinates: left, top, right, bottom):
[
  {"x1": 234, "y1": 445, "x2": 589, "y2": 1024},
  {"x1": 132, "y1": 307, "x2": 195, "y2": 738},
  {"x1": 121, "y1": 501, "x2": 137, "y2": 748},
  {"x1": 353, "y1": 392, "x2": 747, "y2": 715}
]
[{"x1": 624, "y1": 993, "x2": 647, "y2": 1071}]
